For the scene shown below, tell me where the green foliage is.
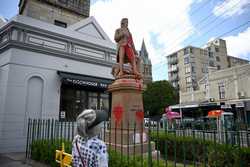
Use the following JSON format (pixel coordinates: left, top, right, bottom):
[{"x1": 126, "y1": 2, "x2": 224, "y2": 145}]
[
  {"x1": 31, "y1": 139, "x2": 193, "y2": 167},
  {"x1": 31, "y1": 139, "x2": 72, "y2": 167},
  {"x1": 143, "y1": 80, "x2": 178, "y2": 116},
  {"x1": 108, "y1": 150, "x2": 190, "y2": 167},
  {"x1": 151, "y1": 131, "x2": 250, "y2": 166}
]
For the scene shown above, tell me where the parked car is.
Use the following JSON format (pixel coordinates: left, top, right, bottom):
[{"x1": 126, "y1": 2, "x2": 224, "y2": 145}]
[
  {"x1": 193, "y1": 117, "x2": 216, "y2": 130},
  {"x1": 144, "y1": 118, "x2": 157, "y2": 127}
]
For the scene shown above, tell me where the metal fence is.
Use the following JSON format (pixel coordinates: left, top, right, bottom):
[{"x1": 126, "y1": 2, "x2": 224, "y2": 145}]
[{"x1": 26, "y1": 118, "x2": 250, "y2": 167}]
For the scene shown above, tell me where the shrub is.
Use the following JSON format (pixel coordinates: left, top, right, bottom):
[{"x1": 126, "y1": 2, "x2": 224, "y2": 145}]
[
  {"x1": 31, "y1": 139, "x2": 169, "y2": 167},
  {"x1": 31, "y1": 139, "x2": 72, "y2": 167},
  {"x1": 151, "y1": 131, "x2": 250, "y2": 166}
]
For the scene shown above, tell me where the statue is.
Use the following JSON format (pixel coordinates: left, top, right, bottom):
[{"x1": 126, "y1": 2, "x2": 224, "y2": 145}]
[{"x1": 113, "y1": 18, "x2": 142, "y2": 79}]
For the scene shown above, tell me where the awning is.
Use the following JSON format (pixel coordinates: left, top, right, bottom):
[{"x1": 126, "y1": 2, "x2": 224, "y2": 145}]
[
  {"x1": 58, "y1": 71, "x2": 113, "y2": 90},
  {"x1": 199, "y1": 102, "x2": 218, "y2": 107},
  {"x1": 207, "y1": 110, "x2": 224, "y2": 118},
  {"x1": 170, "y1": 103, "x2": 199, "y2": 109}
]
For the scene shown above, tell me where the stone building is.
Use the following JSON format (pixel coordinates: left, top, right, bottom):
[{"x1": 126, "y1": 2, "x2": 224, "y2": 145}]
[
  {"x1": 167, "y1": 39, "x2": 249, "y2": 92},
  {"x1": 19, "y1": 0, "x2": 90, "y2": 26},
  {"x1": 0, "y1": 0, "x2": 116, "y2": 153},
  {"x1": 180, "y1": 64, "x2": 250, "y2": 123}
]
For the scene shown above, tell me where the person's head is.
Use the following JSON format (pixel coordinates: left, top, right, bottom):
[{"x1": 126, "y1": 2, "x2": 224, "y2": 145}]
[
  {"x1": 76, "y1": 109, "x2": 108, "y2": 138},
  {"x1": 121, "y1": 18, "x2": 128, "y2": 28}
]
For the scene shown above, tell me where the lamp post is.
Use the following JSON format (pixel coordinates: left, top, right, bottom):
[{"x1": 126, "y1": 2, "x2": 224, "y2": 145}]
[{"x1": 147, "y1": 110, "x2": 152, "y2": 167}]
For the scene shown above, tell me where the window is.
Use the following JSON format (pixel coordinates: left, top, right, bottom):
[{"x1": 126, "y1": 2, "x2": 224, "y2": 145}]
[
  {"x1": 100, "y1": 93, "x2": 109, "y2": 111},
  {"x1": 218, "y1": 83, "x2": 225, "y2": 99},
  {"x1": 215, "y1": 47, "x2": 219, "y2": 52},
  {"x1": 88, "y1": 92, "x2": 98, "y2": 110},
  {"x1": 184, "y1": 48, "x2": 189, "y2": 55},
  {"x1": 60, "y1": 85, "x2": 110, "y2": 121},
  {"x1": 186, "y1": 76, "x2": 191, "y2": 84},
  {"x1": 216, "y1": 56, "x2": 220, "y2": 62},
  {"x1": 202, "y1": 64, "x2": 208, "y2": 73},
  {"x1": 217, "y1": 65, "x2": 221, "y2": 70},
  {"x1": 185, "y1": 66, "x2": 191, "y2": 74},
  {"x1": 59, "y1": 0, "x2": 68, "y2": 4},
  {"x1": 191, "y1": 65, "x2": 195, "y2": 73},
  {"x1": 190, "y1": 47, "x2": 193, "y2": 54},
  {"x1": 184, "y1": 57, "x2": 189, "y2": 64},
  {"x1": 204, "y1": 50, "x2": 208, "y2": 56},
  {"x1": 209, "y1": 61, "x2": 215, "y2": 67},
  {"x1": 208, "y1": 52, "x2": 214, "y2": 58},
  {"x1": 54, "y1": 20, "x2": 67, "y2": 28},
  {"x1": 186, "y1": 87, "x2": 192, "y2": 92}
]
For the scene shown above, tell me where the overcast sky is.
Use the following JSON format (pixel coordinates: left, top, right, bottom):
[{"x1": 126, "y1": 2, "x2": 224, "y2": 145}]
[{"x1": 1, "y1": 0, "x2": 250, "y2": 81}]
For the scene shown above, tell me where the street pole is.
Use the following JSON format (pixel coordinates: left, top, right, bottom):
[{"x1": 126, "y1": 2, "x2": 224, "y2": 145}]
[{"x1": 179, "y1": 90, "x2": 182, "y2": 121}]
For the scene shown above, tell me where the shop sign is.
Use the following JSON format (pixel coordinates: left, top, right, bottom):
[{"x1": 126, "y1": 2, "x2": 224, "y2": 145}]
[
  {"x1": 64, "y1": 78, "x2": 108, "y2": 88},
  {"x1": 60, "y1": 111, "x2": 66, "y2": 119},
  {"x1": 236, "y1": 102, "x2": 244, "y2": 108}
]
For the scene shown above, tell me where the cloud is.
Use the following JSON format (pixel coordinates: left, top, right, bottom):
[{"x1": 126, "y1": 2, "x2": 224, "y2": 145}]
[
  {"x1": 213, "y1": 0, "x2": 250, "y2": 18},
  {"x1": 90, "y1": 0, "x2": 195, "y2": 65},
  {"x1": 223, "y1": 27, "x2": 250, "y2": 59}
]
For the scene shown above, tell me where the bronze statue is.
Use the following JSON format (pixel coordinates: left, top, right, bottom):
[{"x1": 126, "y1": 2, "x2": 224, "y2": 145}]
[{"x1": 113, "y1": 18, "x2": 141, "y2": 79}]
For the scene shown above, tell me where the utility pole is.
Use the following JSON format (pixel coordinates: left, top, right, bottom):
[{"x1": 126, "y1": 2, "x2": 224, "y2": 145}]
[
  {"x1": 206, "y1": 67, "x2": 212, "y2": 101},
  {"x1": 179, "y1": 90, "x2": 183, "y2": 121}
]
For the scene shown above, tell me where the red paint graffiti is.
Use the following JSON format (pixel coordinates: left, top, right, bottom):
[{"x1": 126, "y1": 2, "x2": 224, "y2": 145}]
[
  {"x1": 113, "y1": 105, "x2": 123, "y2": 125},
  {"x1": 136, "y1": 110, "x2": 144, "y2": 123}
]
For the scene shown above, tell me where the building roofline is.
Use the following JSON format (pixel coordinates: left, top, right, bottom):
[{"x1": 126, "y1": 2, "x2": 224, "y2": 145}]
[
  {"x1": 166, "y1": 45, "x2": 204, "y2": 57},
  {"x1": 1, "y1": 15, "x2": 116, "y2": 51},
  {"x1": 227, "y1": 55, "x2": 249, "y2": 62}
]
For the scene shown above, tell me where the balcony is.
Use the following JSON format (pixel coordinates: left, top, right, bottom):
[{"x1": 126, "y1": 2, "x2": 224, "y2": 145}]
[
  {"x1": 169, "y1": 74, "x2": 179, "y2": 82},
  {"x1": 168, "y1": 66, "x2": 178, "y2": 72},
  {"x1": 168, "y1": 57, "x2": 178, "y2": 65}
]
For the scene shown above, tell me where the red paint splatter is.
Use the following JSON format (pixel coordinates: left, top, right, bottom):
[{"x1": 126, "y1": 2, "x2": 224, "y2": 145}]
[
  {"x1": 136, "y1": 110, "x2": 144, "y2": 123},
  {"x1": 113, "y1": 105, "x2": 123, "y2": 125}
]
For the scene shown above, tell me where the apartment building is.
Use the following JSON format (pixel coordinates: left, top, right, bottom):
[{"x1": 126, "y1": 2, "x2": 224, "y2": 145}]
[
  {"x1": 181, "y1": 64, "x2": 250, "y2": 123},
  {"x1": 167, "y1": 39, "x2": 249, "y2": 93}
]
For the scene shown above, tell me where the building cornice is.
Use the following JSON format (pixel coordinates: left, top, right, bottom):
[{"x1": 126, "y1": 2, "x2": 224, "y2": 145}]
[{"x1": 0, "y1": 21, "x2": 117, "y2": 68}]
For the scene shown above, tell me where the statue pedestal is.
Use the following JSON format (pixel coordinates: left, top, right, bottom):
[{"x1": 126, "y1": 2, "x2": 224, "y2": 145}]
[{"x1": 107, "y1": 76, "x2": 153, "y2": 154}]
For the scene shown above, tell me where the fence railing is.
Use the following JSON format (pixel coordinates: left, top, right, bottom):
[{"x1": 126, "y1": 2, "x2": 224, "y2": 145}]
[{"x1": 26, "y1": 118, "x2": 250, "y2": 167}]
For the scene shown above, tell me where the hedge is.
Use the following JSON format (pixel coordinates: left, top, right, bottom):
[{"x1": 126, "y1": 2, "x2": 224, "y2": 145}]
[
  {"x1": 30, "y1": 135, "x2": 250, "y2": 167},
  {"x1": 30, "y1": 139, "x2": 185, "y2": 167},
  {"x1": 31, "y1": 139, "x2": 71, "y2": 167},
  {"x1": 151, "y1": 132, "x2": 250, "y2": 167}
]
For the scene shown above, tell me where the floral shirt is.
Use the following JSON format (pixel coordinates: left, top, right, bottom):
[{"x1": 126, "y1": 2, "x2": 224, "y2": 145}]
[{"x1": 72, "y1": 135, "x2": 108, "y2": 167}]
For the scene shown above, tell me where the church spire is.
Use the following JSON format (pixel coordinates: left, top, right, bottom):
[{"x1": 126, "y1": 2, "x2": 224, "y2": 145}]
[{"x1": 140, "y1": 39, "x2": 148, "y2": 58}]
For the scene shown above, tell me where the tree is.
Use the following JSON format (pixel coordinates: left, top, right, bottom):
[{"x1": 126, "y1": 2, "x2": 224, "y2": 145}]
[{"x1": 143, "y1": 80, "x2": 178, "y2": 117}]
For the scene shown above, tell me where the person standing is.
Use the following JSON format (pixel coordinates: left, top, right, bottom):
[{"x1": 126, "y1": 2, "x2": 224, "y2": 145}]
[{"x1": 72, "y1": 109, "x2": 108, "y2": 167}]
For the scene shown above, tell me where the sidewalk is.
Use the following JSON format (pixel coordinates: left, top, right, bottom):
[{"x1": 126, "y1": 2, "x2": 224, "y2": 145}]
[{"x1": 0, "y1": 152, "x2": 49, "y2": 167}]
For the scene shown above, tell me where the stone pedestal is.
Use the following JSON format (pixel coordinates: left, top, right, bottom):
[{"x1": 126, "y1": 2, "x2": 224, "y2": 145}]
[{"x1": 107, "y1": 76, "x2": 150, "y2": 154}]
